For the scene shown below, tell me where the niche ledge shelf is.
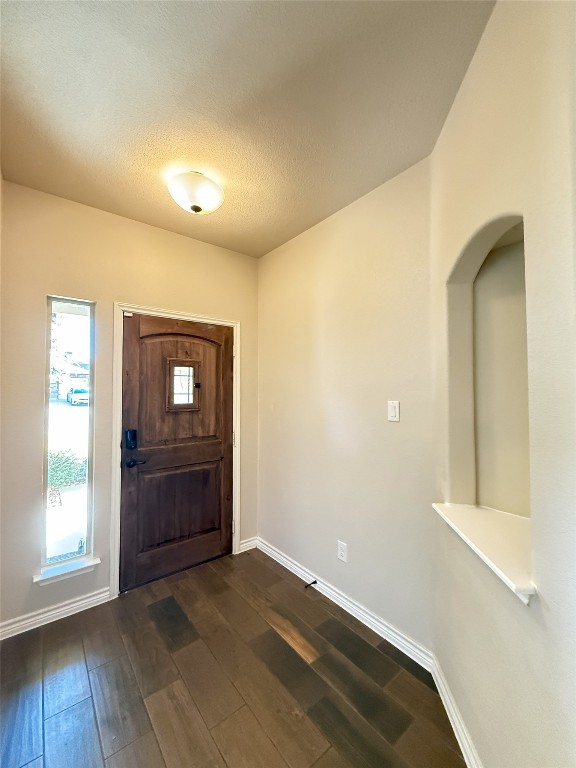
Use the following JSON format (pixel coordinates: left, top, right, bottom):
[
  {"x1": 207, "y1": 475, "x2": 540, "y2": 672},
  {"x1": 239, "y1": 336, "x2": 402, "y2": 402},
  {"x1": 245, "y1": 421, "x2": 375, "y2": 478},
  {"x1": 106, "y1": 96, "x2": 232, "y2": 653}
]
[{"x1": 433, "y1": 503, "x2": 536, "y2": 605}]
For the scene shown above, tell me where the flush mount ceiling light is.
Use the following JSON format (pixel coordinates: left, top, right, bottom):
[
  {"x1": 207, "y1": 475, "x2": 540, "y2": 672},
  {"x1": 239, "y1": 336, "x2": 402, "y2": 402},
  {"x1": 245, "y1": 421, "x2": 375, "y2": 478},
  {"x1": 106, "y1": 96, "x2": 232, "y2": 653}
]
[{"x1": 167, "y1": 171, "x2": 224, "y2": 215}]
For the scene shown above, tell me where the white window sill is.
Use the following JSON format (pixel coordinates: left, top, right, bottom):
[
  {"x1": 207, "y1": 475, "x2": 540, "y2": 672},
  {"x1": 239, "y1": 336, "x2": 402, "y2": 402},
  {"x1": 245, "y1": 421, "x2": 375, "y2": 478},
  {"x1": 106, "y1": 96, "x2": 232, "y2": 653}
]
[
  {"x1": 33, "y1": 555, "x2": 101, "y2": 586},
  {"x1": 433, "y1": 503, "x2": 536, "y2": 605}
]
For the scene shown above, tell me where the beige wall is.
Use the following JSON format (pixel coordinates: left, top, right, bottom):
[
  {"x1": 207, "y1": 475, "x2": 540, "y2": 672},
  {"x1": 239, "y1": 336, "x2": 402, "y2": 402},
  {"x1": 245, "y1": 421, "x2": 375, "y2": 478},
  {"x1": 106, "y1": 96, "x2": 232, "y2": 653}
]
[
  {"x1": 0, "y1": 182, "x2": 258, "y2": 623},
  {"x1": 474, "y1": 241, "x2": 530, "y2": 517},
  {"x1": 258, "y1": 159, "x2": 434, "y2": 647},
  {"x1": 431, "y1": 3, "x2": 576, "y2": 766}
]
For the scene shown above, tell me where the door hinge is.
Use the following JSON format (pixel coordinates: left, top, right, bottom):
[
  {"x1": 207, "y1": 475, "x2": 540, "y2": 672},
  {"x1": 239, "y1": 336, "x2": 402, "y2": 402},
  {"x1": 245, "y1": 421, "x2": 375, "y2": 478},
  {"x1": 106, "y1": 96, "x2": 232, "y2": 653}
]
[
  {"x1": 233, "y1": 431, "x2": 236, "y2": 447},
  {"x1": 232, "y1": 520, "x2": 235, "y2": 534}
]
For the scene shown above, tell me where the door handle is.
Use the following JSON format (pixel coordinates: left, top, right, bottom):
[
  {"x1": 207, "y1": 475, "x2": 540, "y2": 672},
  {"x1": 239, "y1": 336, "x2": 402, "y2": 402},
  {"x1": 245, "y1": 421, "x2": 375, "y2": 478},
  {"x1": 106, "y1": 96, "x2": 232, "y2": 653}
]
[{"x1": 126, "y1": 458, "x2": 147, "y2": 469}]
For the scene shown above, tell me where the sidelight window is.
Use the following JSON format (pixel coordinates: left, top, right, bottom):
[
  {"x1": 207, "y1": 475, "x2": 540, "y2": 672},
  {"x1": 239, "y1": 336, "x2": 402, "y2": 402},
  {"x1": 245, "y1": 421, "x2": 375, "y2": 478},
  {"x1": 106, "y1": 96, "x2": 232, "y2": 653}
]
[{"x1": 43, "y1": 297, "x2": 94, "y2": 567}]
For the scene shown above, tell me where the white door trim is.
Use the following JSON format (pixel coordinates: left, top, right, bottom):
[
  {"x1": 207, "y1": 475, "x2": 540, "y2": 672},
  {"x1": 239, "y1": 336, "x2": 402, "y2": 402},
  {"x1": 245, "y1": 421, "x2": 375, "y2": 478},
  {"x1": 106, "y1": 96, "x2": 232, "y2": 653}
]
[{"x1": 110, "y1": 302, "x2": 241, "y2": 598}]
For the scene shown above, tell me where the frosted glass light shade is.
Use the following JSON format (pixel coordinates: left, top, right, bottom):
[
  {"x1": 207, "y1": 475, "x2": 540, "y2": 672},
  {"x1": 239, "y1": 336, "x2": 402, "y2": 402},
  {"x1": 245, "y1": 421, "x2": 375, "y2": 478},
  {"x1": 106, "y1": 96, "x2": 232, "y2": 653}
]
[{"x1": 167, "y1": 171, "x2": 224, "y2": 215}]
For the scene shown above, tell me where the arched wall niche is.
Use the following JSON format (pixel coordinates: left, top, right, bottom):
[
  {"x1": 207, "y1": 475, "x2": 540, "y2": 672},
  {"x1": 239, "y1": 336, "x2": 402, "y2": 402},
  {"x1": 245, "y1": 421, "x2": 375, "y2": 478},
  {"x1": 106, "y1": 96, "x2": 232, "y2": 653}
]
[
  {"x1": 448, "y1": 215, "x2": 524, "y2": 284},
  {"x1": 446, "y1": 214, "x2": 525, "y2": 504},
  {"x1": 438, "y1": 212, "x2": 535, "y2": 604}
]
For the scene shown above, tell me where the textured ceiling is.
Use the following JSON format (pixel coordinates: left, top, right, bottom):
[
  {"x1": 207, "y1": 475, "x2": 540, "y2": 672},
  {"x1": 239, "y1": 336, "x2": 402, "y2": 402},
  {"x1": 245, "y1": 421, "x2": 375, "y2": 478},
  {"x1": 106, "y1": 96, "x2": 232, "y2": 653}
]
[{"x1": 1, "y1": 1, "x2": 494, "y2": 258}]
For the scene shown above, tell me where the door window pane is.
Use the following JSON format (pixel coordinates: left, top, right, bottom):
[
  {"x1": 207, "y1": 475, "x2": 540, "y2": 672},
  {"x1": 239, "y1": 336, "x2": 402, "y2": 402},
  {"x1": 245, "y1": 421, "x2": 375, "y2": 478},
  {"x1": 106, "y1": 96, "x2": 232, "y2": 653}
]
[
  {"x1": 45, "y1": 298, "x2": 94, "y2": 564},
  {"x1": 166, "y1": 358, "x2": 200, "y2": 411},
  {"x1": 173, "y1": 365, "x2": 194, "y2": 404}
]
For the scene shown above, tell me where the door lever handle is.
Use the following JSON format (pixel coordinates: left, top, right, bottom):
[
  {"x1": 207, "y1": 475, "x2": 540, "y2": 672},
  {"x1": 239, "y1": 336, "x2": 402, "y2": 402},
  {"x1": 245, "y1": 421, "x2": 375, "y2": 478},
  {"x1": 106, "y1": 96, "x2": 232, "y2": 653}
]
[{"x1": 126, "y1": 458, "x2": 147, "y2": 469}]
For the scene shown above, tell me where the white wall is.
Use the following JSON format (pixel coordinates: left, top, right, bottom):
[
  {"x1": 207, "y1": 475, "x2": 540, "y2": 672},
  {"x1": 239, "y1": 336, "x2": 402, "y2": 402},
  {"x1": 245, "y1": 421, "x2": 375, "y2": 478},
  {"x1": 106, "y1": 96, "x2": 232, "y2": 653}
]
[
  {"x1": 0, "y1": 182, "x2": 258, "y2": 624},
  {"x1": 431, "y1": 3, "x2": 576, "y2": 766},
  {"x1": 258, "y1": 159, "x2": 434, "y2": 648},
  {"x1": 474, "y1": 241, "x2": 530, "y2": 517}
]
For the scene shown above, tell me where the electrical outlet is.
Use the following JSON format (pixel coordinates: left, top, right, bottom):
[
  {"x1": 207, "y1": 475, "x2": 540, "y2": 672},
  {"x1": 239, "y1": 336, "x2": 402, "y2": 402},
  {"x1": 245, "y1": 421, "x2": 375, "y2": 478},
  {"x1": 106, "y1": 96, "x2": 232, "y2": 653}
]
[{"x1": 337, "y1": 540, "x2": 348, "y2": 562}]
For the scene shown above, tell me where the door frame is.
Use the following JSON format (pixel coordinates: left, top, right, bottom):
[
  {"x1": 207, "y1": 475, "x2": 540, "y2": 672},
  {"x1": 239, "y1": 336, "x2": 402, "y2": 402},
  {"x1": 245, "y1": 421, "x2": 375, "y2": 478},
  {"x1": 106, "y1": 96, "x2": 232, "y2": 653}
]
[{"x1": 110, "y1": 302, "x2": 241, "y2": 598}]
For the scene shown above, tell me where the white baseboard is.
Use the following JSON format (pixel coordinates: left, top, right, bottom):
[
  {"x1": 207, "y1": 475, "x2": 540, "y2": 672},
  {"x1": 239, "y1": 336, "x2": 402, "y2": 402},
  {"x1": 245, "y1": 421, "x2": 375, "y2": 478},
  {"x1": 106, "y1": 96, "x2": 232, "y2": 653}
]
[
  {"x1": 432, "y1": 660, "x2": 483, "y2": 768},
  {"x1": 238, "y1": 536, "x2": 258, "y2": 552},
  {"x1": 256, "y1": 536, "x2": 482, "y2": 768},
  {"x1": 0, "y1": 587, "x2": 111, "y2": 640}
]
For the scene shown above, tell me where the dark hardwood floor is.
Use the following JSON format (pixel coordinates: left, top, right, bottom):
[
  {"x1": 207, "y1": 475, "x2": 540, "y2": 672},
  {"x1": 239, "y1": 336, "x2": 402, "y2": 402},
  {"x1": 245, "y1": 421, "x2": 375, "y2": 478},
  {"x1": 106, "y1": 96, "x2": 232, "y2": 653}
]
[{"x1": 0, "y1": 549, "x2": 465, "y2": 768}]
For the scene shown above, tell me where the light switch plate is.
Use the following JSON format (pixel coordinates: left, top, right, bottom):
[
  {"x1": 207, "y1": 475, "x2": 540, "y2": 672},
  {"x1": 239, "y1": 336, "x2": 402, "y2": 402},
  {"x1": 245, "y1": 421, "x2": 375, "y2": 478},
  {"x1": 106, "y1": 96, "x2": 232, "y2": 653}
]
[{"x1": 388, "y1": 400, "x2": 400, "y2": 422}]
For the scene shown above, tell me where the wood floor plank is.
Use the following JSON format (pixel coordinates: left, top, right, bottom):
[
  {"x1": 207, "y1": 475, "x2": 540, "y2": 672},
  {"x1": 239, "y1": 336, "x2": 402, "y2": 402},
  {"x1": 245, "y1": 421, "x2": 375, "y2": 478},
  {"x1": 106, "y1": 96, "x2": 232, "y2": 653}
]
[
  {"x1": 122, "y1": 622, "x2": 180, "y2": 697},
  {"x1": 0, "y1": 627, "x2": 43, "y2": 684},
  {"x1": 194, "y1": 566, "x2": 270, "y2": 642},
  {"x1": 191, "y1": 562, "x2": 229, "y2": 597},
  {"x1": 84, "y1": 627, "x2": 126, "y2": 672},
  {"x1": 308, "y1": 693, "x2": 411, "y2": 768},
  {"x1": 214, "y1": 570, "x2": 326, "y2": 666},
  {"x1": 394, "y1": 717, "x2": 466, "y2": 768},
  {"x1": 90, "y1": 655, "x2": 151, "y2": 758},
  {"x1": 251, "y1": 549, "x2": 311, "y2": 590},
  {"x1": 263, "y1": 602, "x2": 330, "y2": 664},
  {"x1": 204, "y1": 582, "x2": 270, "y2": 642},
  {"x1": 110, "y1": 589, "x2": 151, "y2": 636},
  {"x1": 169, "y1": 572, "x2": 217, "y2": 624},
  {"x1": 165, "y1": 569, "x2": 190, "y2": 585},
  {"x1": 0, "y1": 667, "x2": 42, "y2": 768},
  {"x1": 268, "y1": 581, "x2": 332, "y2": 629},
  {"x1": 0, "y1": 627, "x2": 44, "y2": 767},
  {"x1": 224, "y1": 566, "x2": 323, "y2": 641},
  {"x1": 43, "y1": 611, "x2": 84, "y2": 638},
  {"x1": 250, "y1": 629, "x2": 329, "y2": 710},
  {"x1": 141, "y1": 580, "x2": 173, "y2": 605},
  {"x1": 211, "y1": 563, "x2": 328, "y2": 665},
  {"x1": 43, "y1": 623, "x2": 91, "y2": 719},
  {"x1": 223, "y1": 568, "x2": 324, "y2": 664},
  {"x1": 221, "y1": 567, "x2": 276, "y2": 614},
  {"x1": 207, "y1": 554, "x2": 242, "y2": 578},
  {"x1": 311, "y1": 748, "x2": 353, "y2": 768},
  {"x1": 231, "y1": 550, "x2": 286, "y2": 588},
  {"x1": 312, "y1": 649, "x2": 412, "y2": 745},
  {"x1": 377, "y1": 639, "x2": 437, "y2": 691},
  {"x1": 147, "y1": 596, "x2": 199, "y2": 652},
  {"x1": 80, "y1": 603, "x2": 126, "y2": 671},
  {"x1": 316, "y1": 597, "x2": 384, "y2": 647},
  {"x1": 316, "y1": 617, "x2": 401, "y2": 686},
  {"x1": 145, "y1": 679, "x2": 226, "y2": 768},
  {"x1": 104, "y1": 731, "x2": 166, "y2": 768},
  {"x1": 385, "y1": 670, "x2": 460, "y2": 748},
  {"x1": 197, "y1": 612, "x2": 329, "y2": 768},
  {"x1": 44, "y1": 697, "x2": 104, "y2": 768},
  {"x1": 81, "y1": 609, "x2": 122, "y2": 667},
  {"x1": 224, "y1": 567, "x2": 330, "y2": 665},
  {"x1": 211, "y1": 705, "x2": 290, "y2": 768},
  {"x1": 78, "y1": 603, "x2": 118, "y2": 635},
  {"x1": 173, "y1": 638, "x2": 244, "y2": 728}
]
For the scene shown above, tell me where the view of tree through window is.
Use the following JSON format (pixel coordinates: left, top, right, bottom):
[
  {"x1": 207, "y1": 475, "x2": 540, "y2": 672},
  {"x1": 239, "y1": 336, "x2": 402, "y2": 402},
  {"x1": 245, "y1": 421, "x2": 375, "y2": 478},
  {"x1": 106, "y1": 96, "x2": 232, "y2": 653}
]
[{"x1": 45, "y1": 299, "x2": 93, "y2": 564}]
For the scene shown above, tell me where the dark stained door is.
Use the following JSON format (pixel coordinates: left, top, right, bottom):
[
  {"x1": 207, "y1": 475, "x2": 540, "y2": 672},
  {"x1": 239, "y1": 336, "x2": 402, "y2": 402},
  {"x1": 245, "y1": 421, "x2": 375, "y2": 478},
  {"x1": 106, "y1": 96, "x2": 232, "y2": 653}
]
[{"x1": 120, "y1": 313, "x2": 233, "y2": 591}]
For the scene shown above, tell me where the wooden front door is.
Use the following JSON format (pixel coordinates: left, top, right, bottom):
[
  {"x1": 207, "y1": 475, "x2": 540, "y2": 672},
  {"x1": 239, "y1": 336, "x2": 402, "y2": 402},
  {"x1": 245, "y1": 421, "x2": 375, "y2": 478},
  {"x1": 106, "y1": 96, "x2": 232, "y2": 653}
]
[{"x1": 120, "y1": 313, "x2": 233, "y2": 591}]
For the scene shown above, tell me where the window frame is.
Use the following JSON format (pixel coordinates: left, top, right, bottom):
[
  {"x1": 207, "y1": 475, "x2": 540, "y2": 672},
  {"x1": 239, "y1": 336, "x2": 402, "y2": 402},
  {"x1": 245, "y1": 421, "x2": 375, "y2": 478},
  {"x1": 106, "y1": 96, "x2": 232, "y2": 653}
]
[{"x1": 166, "y1": 357, "x2": 201, "y2": 412}]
